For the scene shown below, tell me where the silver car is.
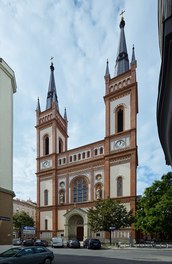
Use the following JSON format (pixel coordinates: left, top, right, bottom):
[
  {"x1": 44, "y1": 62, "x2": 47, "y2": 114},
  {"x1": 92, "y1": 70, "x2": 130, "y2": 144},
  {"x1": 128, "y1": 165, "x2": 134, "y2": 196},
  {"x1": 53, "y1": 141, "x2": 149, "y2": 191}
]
[{"x1": 0, "y1": 246, "x2": 54, "y2": 264}]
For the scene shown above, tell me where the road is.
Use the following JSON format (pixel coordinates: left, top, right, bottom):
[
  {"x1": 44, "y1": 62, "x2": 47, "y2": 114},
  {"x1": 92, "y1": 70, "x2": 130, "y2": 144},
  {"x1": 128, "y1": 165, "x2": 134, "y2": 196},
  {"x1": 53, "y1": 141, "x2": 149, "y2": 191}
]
[{"x1": 51, "y1": 247, "x2": 172, "y2": 263}]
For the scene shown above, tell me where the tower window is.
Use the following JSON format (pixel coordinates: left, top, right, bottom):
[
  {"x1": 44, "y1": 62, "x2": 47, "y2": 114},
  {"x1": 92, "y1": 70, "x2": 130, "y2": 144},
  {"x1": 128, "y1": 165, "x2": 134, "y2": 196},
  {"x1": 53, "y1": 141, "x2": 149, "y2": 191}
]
[
  {"x1": 73, "y1": 177, "x2": 88, "y2": 203},
  {"x1": 69, "y1": 156, "x2": 72, "y2": 162},
  {"x1": 44, "y1": 189, "x2": 48, "y2": 205},
  {"x1": 117, "y1": 107, "x2": 124, "y2": 133},
  {"x1": 59, "y1": 138, "x2": 63, "y2": 153},
  {"x1": 100, "y1": 147, "x2": 103, "y2": 154},
  {"x1": 45, "y1": 219, "x2": 48, "y2": 230},
  {"x1": 78, "y1": 153, "x2": 81, "y2": 160},
  {"x1": 94, "y1": 149, "x2": 98, "y2": 156},
  {"x1": 44, "y1": 136, "x2": 49, "y2": 155},
  {"x1": 87, "y1": 151, "x2": 90, "y2": 158},
  {"x1": 117, "y1": 176, "x2": 123, "y2": 197},
  {"x1": 82, "y1": 152, "x2": 85, "y2": 159}
]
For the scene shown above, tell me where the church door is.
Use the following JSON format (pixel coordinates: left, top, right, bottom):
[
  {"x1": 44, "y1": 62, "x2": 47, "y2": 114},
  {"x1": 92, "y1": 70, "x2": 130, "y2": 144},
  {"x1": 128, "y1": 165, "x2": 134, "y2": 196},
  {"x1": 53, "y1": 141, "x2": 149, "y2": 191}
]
[{"x1": 77, "y1": 226, "x2": 83, "y2": 241}]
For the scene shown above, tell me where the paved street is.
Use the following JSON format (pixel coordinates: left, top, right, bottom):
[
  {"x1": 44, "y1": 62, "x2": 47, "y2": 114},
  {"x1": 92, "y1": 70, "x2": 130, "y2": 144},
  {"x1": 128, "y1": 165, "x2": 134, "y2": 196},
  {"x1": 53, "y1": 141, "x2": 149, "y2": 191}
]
[
  {"x1": 0, "y1": 245, "x2": 172, "y2": 263},
  {"x1": 51, "y1": 247, "x2": 172, "y2": 263}
]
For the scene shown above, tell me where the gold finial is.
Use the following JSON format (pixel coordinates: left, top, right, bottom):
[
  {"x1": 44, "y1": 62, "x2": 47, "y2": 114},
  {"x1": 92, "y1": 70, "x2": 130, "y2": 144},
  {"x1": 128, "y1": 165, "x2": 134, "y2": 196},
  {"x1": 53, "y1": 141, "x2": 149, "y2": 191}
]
[{"x1": 120, "y1": 10, "x2": 125, "y2": 18}]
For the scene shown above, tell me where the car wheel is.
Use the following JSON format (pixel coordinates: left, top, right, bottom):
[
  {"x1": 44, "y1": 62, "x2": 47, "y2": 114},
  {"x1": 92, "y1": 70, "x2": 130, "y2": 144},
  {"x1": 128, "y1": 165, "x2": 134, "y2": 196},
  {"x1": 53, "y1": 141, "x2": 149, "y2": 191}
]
[{"x1": 44, "y1": 258, "x2": 52, "y2": 264}]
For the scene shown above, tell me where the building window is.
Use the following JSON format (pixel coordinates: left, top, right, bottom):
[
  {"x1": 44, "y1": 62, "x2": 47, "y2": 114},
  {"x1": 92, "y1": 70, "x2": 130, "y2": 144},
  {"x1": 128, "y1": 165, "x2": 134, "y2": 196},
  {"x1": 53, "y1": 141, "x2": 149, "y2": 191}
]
[
  {"x1": 69, "y1": 156, "x2": 72, "y2": 162},
  {"x1": 116, "y1": 107, "x2": 124, "y2": 133},
  {"x1": 117, "y1": 176, "x2": 123, "y2": 197},
  {"x1": 74, "y1": 154, "x2": 77, "y2": 161},
  {"x1": 100, "y1": 147, "x2": 103, "y2": 154},
  {"x1": 78, "y1": 153, "x2": 81, "y2": 160},
  {"x1": 44, "y1": 136, "x2": 49, "y2": 155},
  {"x1": 44, "y1": 189, "x2": 48, "y2": 205},
  {"x1": 82, "y1": 152, "x2": 85, "y2": 159},
  {"x1": 87, "y1": 151, "x2": 90, "y2": 158},
  {"x1": 45, "y1": 219, "x2": 48, "y2": 230},
  {"x1": 73, "y1": 177, "x2": 88, "y2": 203},
  {"x1": 59, "y1": 138, "x2": 63, "y2": 153},
  {"x1": 63, "y1": 157, "x2": 66, "y2": 164},
  {"x1": 94, "y1": 149, "x2": 98, "y2": 156},
  {"x1": 59, "y1": 159, "x2": 62, "y2": 165}
]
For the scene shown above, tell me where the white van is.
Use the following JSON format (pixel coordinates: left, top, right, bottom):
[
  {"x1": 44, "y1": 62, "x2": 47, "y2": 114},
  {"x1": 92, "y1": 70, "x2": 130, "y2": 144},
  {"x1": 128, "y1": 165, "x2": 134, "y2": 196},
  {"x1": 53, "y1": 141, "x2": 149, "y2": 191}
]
[{"x1": 51, "y1": 237, "x2": 63, "y2": 248}]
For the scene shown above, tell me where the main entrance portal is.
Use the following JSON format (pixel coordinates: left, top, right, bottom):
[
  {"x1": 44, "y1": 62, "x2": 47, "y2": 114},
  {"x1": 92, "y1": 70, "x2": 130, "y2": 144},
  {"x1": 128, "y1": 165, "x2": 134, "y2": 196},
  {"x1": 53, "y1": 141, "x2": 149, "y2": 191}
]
[
  {"x1": 64, "y1": 207, "x2": 89, "y2": 241},
  {"x1": 68, "y1": 214, "x2": 83, "y2": 240}
]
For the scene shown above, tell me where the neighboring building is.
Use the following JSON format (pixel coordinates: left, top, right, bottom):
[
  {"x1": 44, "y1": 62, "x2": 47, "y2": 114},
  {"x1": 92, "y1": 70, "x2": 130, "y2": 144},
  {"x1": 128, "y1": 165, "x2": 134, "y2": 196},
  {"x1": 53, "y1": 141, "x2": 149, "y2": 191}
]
[
  {"x1": 36, "y1": 17, "x2": 138, "y2": 242},
  {"x1": 13, "y1": 198, "x2": 37, "y2": 222},
  {"x1": 157, "y1": 0, "x2": 172, "y2": 166},
  {"x1": 0, "y1": 58, "x2": 17, "y2": 245},
  {"x1": 13, "y1": 198, "x2": 37, "y2": 238}
]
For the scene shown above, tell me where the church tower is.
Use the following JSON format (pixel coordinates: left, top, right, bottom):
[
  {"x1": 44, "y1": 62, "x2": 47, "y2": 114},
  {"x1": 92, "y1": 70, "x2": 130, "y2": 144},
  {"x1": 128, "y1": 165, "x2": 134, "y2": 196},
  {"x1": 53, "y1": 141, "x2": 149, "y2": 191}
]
[
  {"x1": 36, "y1": 15, "x2": 138, "y2": 241},
  {"x1": 104, "y1": 16, "x2": 138, "y2": 235},
  {"x1": 36, "y1": 63, "x2": 68, "y2": 237}
]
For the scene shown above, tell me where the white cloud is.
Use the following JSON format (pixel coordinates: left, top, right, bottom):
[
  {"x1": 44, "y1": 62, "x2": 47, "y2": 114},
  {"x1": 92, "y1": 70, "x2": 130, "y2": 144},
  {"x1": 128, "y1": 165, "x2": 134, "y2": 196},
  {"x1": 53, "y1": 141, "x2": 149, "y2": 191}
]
[{"x1": 0, "y1": 0, "x2": 170, "y2": 201}]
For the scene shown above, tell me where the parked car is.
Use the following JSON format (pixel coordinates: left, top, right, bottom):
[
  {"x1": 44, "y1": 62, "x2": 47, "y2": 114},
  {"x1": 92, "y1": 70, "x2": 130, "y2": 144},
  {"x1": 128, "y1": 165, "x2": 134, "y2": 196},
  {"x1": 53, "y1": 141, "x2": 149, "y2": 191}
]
[
  {"x1": 83, "y1": 238, "x2": 101, "y2": 249},
  {"x1": 22, "y1": 239, "x2": 34, "y2": 246},
  {"x1": 34, "y1": 239, "x2": 49, "y2": 247},
  {"x1": 67, "y1": 239, "x2": 80, "y2": 248},
  {"x1": 51, "y1": 237, "x2": 63, "y2": 248},
  {"x1": 0, "y1": 246, "x2": 54, "y2": 264},
  {"x1": 12, "y1": 238, "x2": 21, "y2": 246}
]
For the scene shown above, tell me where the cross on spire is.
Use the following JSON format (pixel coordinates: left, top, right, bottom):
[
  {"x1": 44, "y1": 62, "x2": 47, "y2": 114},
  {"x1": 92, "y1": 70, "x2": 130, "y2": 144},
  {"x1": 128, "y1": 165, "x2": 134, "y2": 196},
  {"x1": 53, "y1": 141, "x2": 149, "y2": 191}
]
[
  {"x1": 120, "y1": 10, "x2": 125, "y2": 18},
  {"x1": 50, "y1": 56, "x2": 54, "y2": 63}
]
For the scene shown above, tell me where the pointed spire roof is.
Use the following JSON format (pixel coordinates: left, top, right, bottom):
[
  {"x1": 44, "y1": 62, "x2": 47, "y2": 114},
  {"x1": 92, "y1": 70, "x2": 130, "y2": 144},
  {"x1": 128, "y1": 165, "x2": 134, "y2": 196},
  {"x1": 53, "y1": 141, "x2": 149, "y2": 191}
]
[
  {"x1": 46, "y1": 63, "x2": 59, "y2": 110},
  {"x1": 115, "y1": 16, "x2": 129, "y2": 76},
  {"x1": 131, "y1": 44, "x2": 137, "y2": 66},
  {"x1": 64, "y1": 107, "x2": 68, "y2": 122},
  {"x1": 36, "y1": 97, "x2": 41, "y2": 112},
  {"x1": 105, "y1": 59, "x2": 110, "y2": 76}
]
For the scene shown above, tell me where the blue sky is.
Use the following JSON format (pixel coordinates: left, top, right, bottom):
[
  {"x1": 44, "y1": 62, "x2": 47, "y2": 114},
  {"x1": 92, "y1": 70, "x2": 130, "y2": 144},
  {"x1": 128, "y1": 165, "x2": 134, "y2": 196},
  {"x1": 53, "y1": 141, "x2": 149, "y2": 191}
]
[{"x1": 0, "y1": 0, "x2": 170, "y2": 202}]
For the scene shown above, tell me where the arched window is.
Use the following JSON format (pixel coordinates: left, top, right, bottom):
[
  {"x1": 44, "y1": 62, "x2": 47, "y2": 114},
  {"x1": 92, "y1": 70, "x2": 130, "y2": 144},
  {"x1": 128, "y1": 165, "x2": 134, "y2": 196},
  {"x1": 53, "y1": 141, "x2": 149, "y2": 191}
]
[
  {"x1": 59, "y1": 138, "x2": 63, "y2": 153},
  {"x1": 116, "y1": 107, "x2": 124, "y2": 133},
  {"x1": 100, "y1": 147, "x2": 103, "y2": 154},
  {"x1": 73, "y1": 177, "x2": 88, "y2": 203},
  {"x1": 117, "y1": 176, "x2": 123, "y2": 197},
  {"x1": 45, "y1": 219, "x2": 48, "y2": 230},
  {"x1": 44, "y1": 189, "x2": 48, "y2": 205},
  {"x1": 44, "y1": 136, "x2": 49, "y2": 155},
  {"x1": 94, "y1": 149, "x2": 98, "y2": 156}
]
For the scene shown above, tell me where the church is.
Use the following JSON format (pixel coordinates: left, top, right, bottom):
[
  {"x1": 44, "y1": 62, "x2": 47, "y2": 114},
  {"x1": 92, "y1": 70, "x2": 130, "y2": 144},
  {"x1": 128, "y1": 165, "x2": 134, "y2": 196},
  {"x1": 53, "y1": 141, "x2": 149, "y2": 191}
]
[{"x1": 35, "y1": 15, "x2": 138, "y2": 242}]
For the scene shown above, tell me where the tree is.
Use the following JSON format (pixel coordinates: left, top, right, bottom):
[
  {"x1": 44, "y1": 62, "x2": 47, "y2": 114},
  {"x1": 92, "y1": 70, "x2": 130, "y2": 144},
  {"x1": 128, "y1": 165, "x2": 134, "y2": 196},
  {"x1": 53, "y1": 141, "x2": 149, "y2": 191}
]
[
  {"x1": 13, "y1": 211, "x2": 34, "y2": 237},
  {"x1": 135, "y1": 172, "x2": 172, "y2": 240},
  {"x1": 87, "y1": 198, "x2": 134, "y2": 244}
]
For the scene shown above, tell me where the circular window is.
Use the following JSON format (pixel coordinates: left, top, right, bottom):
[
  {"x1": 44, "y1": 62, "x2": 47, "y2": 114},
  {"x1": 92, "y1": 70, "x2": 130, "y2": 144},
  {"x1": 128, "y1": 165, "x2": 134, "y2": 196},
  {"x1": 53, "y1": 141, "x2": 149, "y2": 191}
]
[
  {"x1": 60, "y1": 181, "x2": 65, "y2": 187},
  {"x1": 96, "y1": 174, "x2": 102, "y2": 181}
]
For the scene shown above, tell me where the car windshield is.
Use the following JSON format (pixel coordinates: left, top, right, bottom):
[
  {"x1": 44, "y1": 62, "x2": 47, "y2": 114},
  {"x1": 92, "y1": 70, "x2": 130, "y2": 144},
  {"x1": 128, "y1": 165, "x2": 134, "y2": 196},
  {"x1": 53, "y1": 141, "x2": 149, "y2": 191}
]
[{"x1": 0, "y1": 248, "x2": 21, "y2": 257}]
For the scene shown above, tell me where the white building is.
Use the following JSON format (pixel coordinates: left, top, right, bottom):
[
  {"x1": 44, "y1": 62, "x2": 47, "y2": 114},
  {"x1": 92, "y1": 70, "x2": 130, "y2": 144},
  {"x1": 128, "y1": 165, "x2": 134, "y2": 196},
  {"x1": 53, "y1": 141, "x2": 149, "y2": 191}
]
[{"x1": 0, "y1": 58, "x2": 17, "y2": 245}]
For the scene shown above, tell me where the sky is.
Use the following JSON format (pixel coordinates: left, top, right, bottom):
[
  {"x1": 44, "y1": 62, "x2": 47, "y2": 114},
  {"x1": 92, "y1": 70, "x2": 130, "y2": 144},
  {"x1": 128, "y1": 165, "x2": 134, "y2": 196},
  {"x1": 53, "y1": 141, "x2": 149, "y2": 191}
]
[{"x1": 0, "y1": 0, "x2": 171, "y2": 202}]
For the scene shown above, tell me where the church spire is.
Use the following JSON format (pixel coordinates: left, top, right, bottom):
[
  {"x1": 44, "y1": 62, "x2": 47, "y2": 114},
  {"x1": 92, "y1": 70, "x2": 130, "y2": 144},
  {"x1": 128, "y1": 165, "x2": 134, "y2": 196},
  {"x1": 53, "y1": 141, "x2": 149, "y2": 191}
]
[
  {"x1": 46, "y1": 62, "x2": 59, "y2": 110},
  {"x1": 131, "y1": 44, "x2": 137, "y2": 66},
  {"x1": 36, "y1": 97, "x2": 41, "y2": 112},
  {"x1": 64, "y1": 107, "x2": 68, "y2": 122},
  {"x1": 115, "y1": 15, "x2": 129, "y2": 76},
  {"x1": 105, "y1": 59, "x2": 110, "y2": 76}
]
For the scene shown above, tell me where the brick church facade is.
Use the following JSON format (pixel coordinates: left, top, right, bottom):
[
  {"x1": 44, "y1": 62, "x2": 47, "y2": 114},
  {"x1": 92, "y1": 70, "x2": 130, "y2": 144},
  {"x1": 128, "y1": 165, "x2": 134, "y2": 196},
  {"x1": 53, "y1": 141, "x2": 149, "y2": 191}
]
[{"x1": 36, "y1": 16, "x2": 138, "y2": 242}]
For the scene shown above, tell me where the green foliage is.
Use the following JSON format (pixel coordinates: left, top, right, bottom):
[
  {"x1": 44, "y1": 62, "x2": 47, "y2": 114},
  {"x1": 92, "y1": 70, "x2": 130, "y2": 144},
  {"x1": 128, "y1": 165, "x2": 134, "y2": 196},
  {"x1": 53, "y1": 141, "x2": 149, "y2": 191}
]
[
  {"x1": 87, "y1": 198, "x2": 134, "y2": 232},
  {"x1": 135, "y1": 172, "x2": 172, "y2": 240},
  {"x1": 13, "y1": 211, "x2": 34, "y2": 229}
]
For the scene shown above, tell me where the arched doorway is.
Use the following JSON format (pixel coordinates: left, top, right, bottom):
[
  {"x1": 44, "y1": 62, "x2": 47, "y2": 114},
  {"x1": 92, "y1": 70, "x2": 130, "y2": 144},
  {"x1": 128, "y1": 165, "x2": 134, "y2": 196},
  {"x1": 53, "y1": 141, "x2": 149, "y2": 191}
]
[{"x1": 68, "y1": 214, "x2": 84, "y2": 241}]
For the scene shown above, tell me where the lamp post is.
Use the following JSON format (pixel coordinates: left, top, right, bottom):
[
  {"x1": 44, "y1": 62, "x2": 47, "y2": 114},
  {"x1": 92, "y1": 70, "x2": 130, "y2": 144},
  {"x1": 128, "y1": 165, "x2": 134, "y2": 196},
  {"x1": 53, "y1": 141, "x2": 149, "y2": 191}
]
[{"x1": 109, "y1": 226, "x2": 116, "y2": 245}]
